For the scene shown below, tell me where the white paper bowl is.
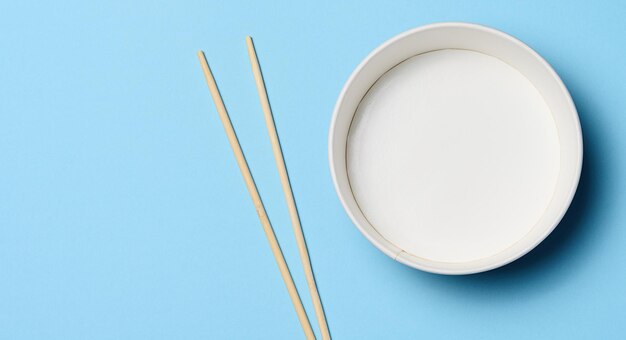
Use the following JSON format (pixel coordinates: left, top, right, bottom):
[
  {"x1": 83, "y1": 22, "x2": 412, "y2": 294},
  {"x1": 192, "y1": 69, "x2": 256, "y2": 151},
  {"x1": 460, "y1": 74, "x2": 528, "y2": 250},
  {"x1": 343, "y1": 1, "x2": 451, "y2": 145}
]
[{"x1": 329, "y1": 22, "x2": 582, "y2": 275}]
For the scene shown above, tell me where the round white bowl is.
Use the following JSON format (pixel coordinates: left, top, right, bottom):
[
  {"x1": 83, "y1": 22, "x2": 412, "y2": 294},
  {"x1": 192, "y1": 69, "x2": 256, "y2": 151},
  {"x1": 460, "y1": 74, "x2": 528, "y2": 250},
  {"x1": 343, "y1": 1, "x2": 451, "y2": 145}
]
[{"x1": 328, "y1": 22, "x2": 583, "y2": 275}]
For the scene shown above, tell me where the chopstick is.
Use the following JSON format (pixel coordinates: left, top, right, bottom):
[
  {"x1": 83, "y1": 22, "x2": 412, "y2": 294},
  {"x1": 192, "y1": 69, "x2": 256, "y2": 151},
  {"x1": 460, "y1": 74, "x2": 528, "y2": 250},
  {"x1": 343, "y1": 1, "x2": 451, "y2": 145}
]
[
  {"x1": 197, "y1": 51, "x2": 316, "y2": 340},
  {"x1": 245, "y1": 37, "x2": 331, "y2": 340}
]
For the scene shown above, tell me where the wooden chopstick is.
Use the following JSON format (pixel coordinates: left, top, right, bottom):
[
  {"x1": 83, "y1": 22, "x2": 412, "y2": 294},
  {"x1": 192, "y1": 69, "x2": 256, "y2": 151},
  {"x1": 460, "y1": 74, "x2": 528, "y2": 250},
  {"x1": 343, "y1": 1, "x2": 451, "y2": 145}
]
[
  {"x1": 197, "y1": 51, "x2": 316, "y2": 340},
  {"x1": 245, "y1": 37, "x2": 331, "y2": 340}
]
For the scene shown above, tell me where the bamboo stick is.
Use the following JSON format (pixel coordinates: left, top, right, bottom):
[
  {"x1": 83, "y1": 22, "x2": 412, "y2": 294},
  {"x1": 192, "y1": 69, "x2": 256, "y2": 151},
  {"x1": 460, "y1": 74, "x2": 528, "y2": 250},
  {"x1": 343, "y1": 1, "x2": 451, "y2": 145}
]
[
  {"x1": 245, "y1": 37, "x2": 331, "y2": 340},
  {"x1": 197, "y1": 51, "x2": 316, "y2": 340}
]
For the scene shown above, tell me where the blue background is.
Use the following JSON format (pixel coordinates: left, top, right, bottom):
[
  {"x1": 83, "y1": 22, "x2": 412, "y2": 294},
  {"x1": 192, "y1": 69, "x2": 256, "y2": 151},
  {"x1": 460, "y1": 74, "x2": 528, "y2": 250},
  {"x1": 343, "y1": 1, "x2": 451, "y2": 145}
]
[{"x1": 1, "y1": 1, "x2": 625, "y2": 339}]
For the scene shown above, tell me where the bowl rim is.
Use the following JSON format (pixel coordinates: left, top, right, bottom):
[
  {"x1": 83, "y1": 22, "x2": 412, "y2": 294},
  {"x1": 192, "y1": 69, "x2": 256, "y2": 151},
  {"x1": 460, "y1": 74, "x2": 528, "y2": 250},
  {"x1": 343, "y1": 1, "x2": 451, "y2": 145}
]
[{"x1": 328, "y1": 22, "x2": 583, "y2": 275}]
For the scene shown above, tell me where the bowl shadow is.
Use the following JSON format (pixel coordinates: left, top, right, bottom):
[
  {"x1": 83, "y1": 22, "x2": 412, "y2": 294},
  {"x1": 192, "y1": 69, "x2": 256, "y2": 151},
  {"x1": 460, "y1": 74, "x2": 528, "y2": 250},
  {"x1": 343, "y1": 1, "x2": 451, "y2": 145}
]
[{"x1": 397, "y1": 80, "x2": 606, "y2": 296}]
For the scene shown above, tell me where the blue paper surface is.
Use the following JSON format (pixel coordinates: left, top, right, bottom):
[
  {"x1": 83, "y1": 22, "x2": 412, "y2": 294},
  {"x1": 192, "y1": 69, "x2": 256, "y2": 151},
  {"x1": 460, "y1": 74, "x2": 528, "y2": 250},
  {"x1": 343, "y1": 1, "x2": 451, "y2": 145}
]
[{"x1": 1, "y1": 1, "x2": 625, "y2": 338}]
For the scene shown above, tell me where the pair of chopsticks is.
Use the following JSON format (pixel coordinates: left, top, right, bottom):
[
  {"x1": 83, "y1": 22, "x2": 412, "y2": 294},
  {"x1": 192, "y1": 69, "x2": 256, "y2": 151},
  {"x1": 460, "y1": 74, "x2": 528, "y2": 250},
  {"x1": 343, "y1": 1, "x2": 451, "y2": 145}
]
[{"x1": 198, "y1": 37, "x2": 330, "y2": 340}]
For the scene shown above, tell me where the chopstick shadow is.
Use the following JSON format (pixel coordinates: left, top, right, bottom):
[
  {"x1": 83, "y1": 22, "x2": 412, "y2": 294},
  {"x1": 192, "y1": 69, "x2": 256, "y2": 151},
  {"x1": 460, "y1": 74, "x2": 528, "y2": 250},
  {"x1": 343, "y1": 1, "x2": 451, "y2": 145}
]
[{"x1": 400, "y1": 82, "x2": 606, "y2": 296}]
